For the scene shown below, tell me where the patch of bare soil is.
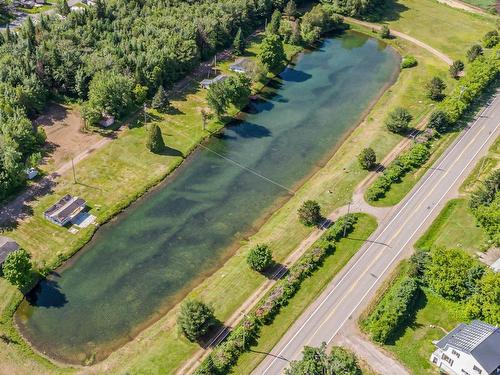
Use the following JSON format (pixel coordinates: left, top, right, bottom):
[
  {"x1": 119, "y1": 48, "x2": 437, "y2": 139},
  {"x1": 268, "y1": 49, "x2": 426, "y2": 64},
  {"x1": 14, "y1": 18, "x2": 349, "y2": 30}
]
[{"x1": 34, "y1": 103, "x2": 103, "y2": 172}]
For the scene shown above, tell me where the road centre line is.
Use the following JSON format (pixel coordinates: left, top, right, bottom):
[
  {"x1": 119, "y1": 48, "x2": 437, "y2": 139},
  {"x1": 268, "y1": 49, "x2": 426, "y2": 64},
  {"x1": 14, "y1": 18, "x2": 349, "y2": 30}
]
[{"x1": 260, "y1": 100, "x2": 495, "y2": 373}]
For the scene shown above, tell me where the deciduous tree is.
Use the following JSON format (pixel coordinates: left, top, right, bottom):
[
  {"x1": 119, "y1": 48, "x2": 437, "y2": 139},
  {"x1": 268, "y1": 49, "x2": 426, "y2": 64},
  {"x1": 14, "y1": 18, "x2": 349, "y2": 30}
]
[
  {"x1": 258, "y1": 33, "x2": 286, "y2": 72},
  {"x1": 466, "y1": 44, "x2": 483, "y2": 62},
  {"x1": 2, "y1": 249, "x2": 33, "y2": 290},
  {"x1": 298, "y1": 200, "x2": 322, "y2": 226}
]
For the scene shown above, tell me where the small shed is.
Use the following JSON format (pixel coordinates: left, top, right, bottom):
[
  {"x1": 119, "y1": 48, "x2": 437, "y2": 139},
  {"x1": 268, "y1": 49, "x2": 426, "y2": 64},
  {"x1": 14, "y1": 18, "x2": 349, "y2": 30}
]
[
  {"x1": 26, "y1": 167, "x2": 38, "y2": 180},
  {"x1": 99, "y1": 114, "x2": 115, "y2": 128},
  {"x1": 491, "y1": 257, "x2": 500, "y2": 273},
  {"x1": 0, "y1": 237, "x2": 20, "y2": 267},
  {"x1": 44, "y1": 195, "x2": 87, "y2": 227},
  {"x1": 229, "y1": 58, "x2": 251, "y2": 74},
  {"x1": 200, "y1": 74, "x2": 228, "y2": 89}
]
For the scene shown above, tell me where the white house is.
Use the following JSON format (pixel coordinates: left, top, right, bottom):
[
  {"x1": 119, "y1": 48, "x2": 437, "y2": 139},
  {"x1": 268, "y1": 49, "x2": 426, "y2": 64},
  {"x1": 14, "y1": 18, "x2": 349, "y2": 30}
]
[
  {"x1": 44, "y1": 195, "x2": 87, "y2": 227},
  {"x1": 430, "y1": 320, "x2": 500, "y2": 375},
  {"x1": 200, "y1": 74, "x2": 228, "y2": 89},
  {"x1": 229, "y1": 58, "x2": 251, "y2": 74}
]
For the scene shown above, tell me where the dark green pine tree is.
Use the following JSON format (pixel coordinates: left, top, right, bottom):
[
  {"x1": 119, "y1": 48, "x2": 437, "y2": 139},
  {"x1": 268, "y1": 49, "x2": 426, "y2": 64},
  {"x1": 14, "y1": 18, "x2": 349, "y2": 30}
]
[
  {"x1": 146, "y1": 124, "x2": 165, "y2": 153},
  {"x1": 233, "y1": 27, "x2": 245, "y2": 55}
]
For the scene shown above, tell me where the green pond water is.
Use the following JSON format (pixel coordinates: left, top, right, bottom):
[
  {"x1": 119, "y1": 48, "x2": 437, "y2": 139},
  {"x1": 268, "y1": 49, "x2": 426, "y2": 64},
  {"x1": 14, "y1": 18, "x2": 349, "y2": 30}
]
[{"x1": 16, "y1": 32, "x2": 399, "y2": 364}]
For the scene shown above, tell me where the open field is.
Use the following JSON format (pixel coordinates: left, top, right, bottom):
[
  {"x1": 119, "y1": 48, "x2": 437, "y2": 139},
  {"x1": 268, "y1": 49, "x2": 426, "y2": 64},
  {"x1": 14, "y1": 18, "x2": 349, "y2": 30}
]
[
  {"x1": 382, "y1": 0, "x2": 496, "y2": 60},
  {"x1": 232, "y1": 214, "x2": 378, "y2": 374},
  {"x1": 461, "y1": 0, "x2": 496, "y2": 10},
  {"x1": 0, "y1": 1, "x2": 492, "y2": 373}
]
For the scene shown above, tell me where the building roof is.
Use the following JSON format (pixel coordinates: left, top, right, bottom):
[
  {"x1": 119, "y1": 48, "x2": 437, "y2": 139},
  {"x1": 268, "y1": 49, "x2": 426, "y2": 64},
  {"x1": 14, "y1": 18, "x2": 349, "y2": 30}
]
[
  {"x1": 0, "y1": 236, "x2": 19, "y2": 264},
  {"x1": 44, "y1": 195, "x2": 86, "y2": 224},
  {"x1": 436, "y1": 320, "x2": 500, "y2": 374},
  {"x1": 230, "y1": 58, "x2": 251, "y2": 73},
  {"x1": 491, "y1": 257, "x2": 500, "y2": 272}
]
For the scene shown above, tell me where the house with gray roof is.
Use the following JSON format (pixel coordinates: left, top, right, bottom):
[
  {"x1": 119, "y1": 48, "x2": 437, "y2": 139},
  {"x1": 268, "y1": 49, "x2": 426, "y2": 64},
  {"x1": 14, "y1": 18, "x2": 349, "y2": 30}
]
[
  {"x1": 0, "y1": 237, "x2": 20, "y2": 267},
  {"x1": 430, "y1": 320, "x2": 500, "y2": 375},
  {"x1": 44, "y1": 195, "x2": 87, "y2": 227}
]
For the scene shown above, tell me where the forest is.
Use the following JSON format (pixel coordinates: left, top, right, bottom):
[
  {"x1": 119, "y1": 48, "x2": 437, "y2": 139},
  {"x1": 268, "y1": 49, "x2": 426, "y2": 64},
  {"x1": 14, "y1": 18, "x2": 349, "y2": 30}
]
[{"x1": 0, "y1": 0, "x2": 382, "y2": 200}]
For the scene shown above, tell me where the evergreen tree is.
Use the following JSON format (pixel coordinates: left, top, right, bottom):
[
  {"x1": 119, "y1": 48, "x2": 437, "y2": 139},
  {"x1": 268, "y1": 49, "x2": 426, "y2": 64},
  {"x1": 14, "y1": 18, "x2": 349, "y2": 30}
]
[
  {"x1": 449, "y1": 60, "x2": 464, "y2": 79},
  {"x1": 177, "y1": 300, "x2": 217, "y2": 342},
  {"x1": 232, "y1": 27, "x2": 245, "y2": 55},
  {"x1": 284, "y1": 0, "x2": 298, "y2": 19},
  {"x1": 57, "y1": 0, "x2": 71, "y2": 16},
  {"x1": 426, "y1": 76, "x2": 446, "y2": 101},
  {"x1": 466, "y1": 44, "x2": 483, "y2": 62},
  {"x1": 146, "y1": 124, "x2": 165, "y2": 153},
  {"x1": 268, "y1": 10, "x2": 282, "y2": 35},
  {"x1": 247, "y1": 244, "x2": 273, "y2": 272},
  {"x1": 298, "y1": 200, "x2": 322, "y2": 226},
  {"x1": 385, "y1": 107, "x2": 412, "y2": 134},
  {"x1": 152, "y1": 86, "x2": 169, "y2": 110}
]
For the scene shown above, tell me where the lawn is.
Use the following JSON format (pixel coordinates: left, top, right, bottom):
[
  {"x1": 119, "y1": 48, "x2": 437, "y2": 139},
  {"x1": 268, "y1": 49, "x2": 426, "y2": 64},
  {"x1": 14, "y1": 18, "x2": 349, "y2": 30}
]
[
  {"x1": 382, "y1": 0, "x2": 496, "y2": 60},
  {"x1": 384, "y1": 288, "x2": 467, "y2": 375},
  {"x1": 461, "y1": 0, "x2": 496, "y2": 10},
  {"x1": 232, "y1": 214, "x2": 378, "y2": 374},
  {"x1": 17, "y1": 4, "x2": 53, "y2": 14},
  {"x1": 0, "y1": 2, "x2": 477, "y2": 373},
  {"x1": 415, "y1": 198, "x2": 488, "y2": 253}
]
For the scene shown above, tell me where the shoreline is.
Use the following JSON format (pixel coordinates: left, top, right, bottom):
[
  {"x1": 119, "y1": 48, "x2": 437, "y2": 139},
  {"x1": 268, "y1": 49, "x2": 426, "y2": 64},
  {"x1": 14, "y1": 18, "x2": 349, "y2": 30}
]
[{"x1": 12, "y1": 31, "x2": 401, "y2": 368}]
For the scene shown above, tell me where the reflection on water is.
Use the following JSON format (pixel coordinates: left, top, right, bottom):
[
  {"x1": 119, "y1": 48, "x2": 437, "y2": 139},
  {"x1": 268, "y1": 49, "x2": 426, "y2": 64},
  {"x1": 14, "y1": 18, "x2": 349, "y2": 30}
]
[{"x1": 17, "y1": 32, "x2": 399, "y2": 364}]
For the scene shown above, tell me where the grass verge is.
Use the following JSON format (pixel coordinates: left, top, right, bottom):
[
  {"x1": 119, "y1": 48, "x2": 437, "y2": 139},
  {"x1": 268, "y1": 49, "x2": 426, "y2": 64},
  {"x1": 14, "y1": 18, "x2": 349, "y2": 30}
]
[
  {"x1": 231, "y1": 214, "x2": 378, "y2": 374},
  {"x1": 415, "y1": 198, "x2": 488, "y2": 253}
]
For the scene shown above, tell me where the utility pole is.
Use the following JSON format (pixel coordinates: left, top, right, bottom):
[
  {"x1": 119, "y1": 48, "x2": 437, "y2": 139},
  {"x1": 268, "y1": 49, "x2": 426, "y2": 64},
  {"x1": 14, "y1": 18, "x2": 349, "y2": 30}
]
[
  {"x1": 143, "y1": 103, "x2": 147, "y2": 126},
  {"x1": 343, "y1": 200, "x2": 351, "y2": 237},
  {"x1": 71, "y1": 158, "x2": 77, "y2": 184}
]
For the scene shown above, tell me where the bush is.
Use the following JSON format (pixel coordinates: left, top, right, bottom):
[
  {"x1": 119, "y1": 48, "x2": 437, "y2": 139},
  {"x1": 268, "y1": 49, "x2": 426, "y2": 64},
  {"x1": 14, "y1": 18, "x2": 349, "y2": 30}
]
[
  {"x1": 1, "y1": 248, "x2": 33, "y2": 290},
  {"x1": 379, "y1": 25, "x2": 390, "y2": 39},
  {"x1": 298, "y1": 200, "x2": 322, "y2": 226},
  {"x1": 146, "y1": 124, "x2": 165, "y2": 153},
  {"x1": 358, "y1": 147, "x2": 376, "y2": 170},
  {"x1": 401, "y1": 55, "x2": 417, "y2": 69},
  {"x1": 449, "y1": 60, "x2": 464, "y2": 79},
  {"x1": 247, "y1": 244, "x2": 273, "y2": 272},
  {"x1": 364, "y1": 276, "x2": 420, "y2": 343},
  {"x1": 426, "y1": 76, "x2": 446, "y2": 101},
  {"x1": 385, "y1": 107, "x2": 412, "y2": 134},
  {"x1": 177, "y1": 300, "x2": 217, "y2": 342},
  {"x1": 428, "y1": 110, "x2": 450, "y2": 133},
  {"x1": 466, "y1": 44, "x2": 483, "y2": 62},
  {"x1": 425, "y1": 247, "x2": 483, "y2": 301},
  {"x1": 483, "y1": 30, "x2": 499, "y2": 49}
]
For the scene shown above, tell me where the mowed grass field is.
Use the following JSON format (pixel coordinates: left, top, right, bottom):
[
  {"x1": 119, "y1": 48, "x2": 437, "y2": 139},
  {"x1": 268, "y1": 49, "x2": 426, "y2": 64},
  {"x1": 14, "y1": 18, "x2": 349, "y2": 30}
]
[
  {"x1": 383, "y1": 0, "x2": 496, "y2": 60},
  {"x1": 0, "y1": 2, "x2": 496, "y2": 374}
]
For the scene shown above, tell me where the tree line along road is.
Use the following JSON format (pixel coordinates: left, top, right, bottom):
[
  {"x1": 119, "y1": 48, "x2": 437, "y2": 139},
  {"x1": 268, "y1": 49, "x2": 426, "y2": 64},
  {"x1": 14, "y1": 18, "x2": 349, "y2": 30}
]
[{"x1": 253, "y1": 91, "x2": 500, "y2": 375}]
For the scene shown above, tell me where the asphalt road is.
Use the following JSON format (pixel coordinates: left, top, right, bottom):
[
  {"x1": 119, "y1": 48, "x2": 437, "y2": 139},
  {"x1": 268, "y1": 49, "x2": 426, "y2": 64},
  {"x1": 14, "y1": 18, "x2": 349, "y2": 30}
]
[{"x1": 253, "y1": 91, "x2": 500, "y2": 375}]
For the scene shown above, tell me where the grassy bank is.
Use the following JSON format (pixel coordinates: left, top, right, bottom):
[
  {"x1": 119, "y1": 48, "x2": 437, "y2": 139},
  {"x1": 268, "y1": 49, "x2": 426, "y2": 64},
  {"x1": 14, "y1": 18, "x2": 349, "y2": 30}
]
[
  {"x1": 0, "y1": 1, "x2": 491, "y2": 373},
  {"x1": 232, "y1": 214, "x2": 378, "y2": 374}
]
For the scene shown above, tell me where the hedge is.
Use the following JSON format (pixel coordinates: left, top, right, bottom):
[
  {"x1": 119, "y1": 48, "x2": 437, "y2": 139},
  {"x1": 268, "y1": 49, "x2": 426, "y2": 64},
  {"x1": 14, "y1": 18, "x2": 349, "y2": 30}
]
[
  {"x1": 363, "y1": 276, "x2": 420, "y2": 344},
  {"x1": 366, "y1": 142, "x2": 431, "y2": 201},
  {"x1": 440, "y1": 46, "x2": 500, "y2": 124},
  {"x1": 194, "y1": 215, "x2": 357, "y2": 375}
]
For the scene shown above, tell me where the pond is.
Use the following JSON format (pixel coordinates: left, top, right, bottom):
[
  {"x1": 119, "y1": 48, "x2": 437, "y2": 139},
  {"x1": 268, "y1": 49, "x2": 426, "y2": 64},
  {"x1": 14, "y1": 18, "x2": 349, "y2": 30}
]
[{"x1": 16, "y1": 31, "x2": 399, "y2": 364}]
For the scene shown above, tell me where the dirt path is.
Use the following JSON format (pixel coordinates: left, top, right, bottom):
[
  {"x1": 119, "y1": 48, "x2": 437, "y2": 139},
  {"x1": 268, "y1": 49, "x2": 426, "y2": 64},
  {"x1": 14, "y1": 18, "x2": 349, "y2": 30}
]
[
  {"x1": 346, "y1": 18, "x2": 453, "y2": 66},
  {"x1": 334, "y1": 323, "x2": 410, "y2": 375},
  {"x1": 436, "y1": 0, "x2": 488, "y2": 14}
]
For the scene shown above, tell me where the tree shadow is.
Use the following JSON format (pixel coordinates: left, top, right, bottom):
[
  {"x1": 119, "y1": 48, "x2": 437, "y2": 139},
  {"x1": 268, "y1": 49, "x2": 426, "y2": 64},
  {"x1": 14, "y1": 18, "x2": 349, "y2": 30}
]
[
  {"x1": 263, "y1": 263, "x2": 288, "y2": 281},
  {"x1": 385, "y1": 287, "x2": 427, "y2": 345},
  {"x1": 243, "y1": 98, "x2": 276, "y2": 115},
  {"x1": 227, "y1": 122, "x2": 272, "y2": 139},
  {"x1": 158, "y1": 146, "x2": 184, "y2": 157},
  {"x1": 198, "y1": 319, "x2": 226, "y2": 349},
  {"x1": 364, "y1": 0, "x2": 410, "y2": 22},
  {"x1": 280, "y1": 68, "x2": 312, "y2": 83},
  {"x1": 26, "y1": 276, "x2": 68, "y2": 309},
  {"x1": 33, "y1": 103, "x2": 68, "y2": 127}
]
